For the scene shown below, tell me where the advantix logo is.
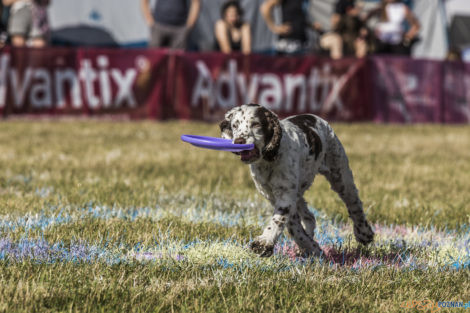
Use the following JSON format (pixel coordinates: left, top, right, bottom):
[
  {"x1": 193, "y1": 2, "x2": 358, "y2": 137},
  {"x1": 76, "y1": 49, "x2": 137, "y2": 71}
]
[
  {"x1": 191, "y1": 59, "x2": 356, "y2": 113},
  {"x1": 0, "y1": 53, "x2": 139, "y2": 109}
]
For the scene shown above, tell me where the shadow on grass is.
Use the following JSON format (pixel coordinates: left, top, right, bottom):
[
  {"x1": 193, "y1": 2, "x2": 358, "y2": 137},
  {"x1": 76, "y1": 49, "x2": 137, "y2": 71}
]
[{"x1": 275, "y1": 241, "x2": 419, "y2": 269}]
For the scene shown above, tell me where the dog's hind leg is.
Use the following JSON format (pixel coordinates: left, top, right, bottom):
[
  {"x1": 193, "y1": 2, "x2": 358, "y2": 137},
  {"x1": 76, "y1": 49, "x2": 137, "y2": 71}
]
[
  {"x1": 297, "y1": 198, "x2": 316, "y2": 239},
  {"x1": 287, "y1": 212, "x2": 323, "y2": 257},
  {"x1": 320, "y1": 134, "x2": 374, "y2": 245}
]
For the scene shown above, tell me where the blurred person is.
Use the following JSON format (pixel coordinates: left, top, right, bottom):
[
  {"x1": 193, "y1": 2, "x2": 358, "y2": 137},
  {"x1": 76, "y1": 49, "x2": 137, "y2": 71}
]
[
  {"x1": 320, "y1": 0, "x2": 368, "y2": 59},
  {"x1": 141, "y1": 0, "x2": 201, "y2": 49},
  {"x1": 214, "y1": 0, "x2": 250, "y2": 54},
  {"x1": 335, "y1": 1, "x2": 369, "y2": 58},
  {"x1": 462, "y1": 45, "x2": 470, "y2": 62},
  {"x1": 331, "y1": 0, "x2": 356, "y2": 30},
  {"x1": 446, "y1": 47, "x2": 462, "y2": 62},
  {"x1": 0, "y1": 2, "x2": 8, "y2": 46},
  {"x1": 367, "y1": 0, "x2": 420, "y2": 55},
  {"x1": 3, "y1": 0, "x2": 50, "y2": 47},
  {"x1": 260, "y1": 0, "x2": 312, "y2": 55}
]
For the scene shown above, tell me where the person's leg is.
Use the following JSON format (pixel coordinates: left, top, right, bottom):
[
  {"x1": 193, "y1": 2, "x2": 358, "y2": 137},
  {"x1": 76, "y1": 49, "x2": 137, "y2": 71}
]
[
  {"x1": 168, "y1": 25, "x2": 188, "y2": 50},
  {"x1": 30, "y1": 38, "x2": 46, "y2": 47},
  {"x1": 320, "y1": 32, "x2": 343, "y2": 59},
  {"x1": 11, "y1": 35, "x2": 26, "y2": 46},
  {"x1": 30, "y1": 6, "x2": 49, "y2": 47},
  {"x1": 149, "y1": 22, "x2": 168, "y2": 48},
  {"x1": 354, "y1": 38, "x2": 367, "y2": 58}
]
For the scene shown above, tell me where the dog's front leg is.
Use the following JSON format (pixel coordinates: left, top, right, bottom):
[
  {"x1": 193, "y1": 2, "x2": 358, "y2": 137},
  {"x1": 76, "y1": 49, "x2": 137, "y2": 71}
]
[{"x1": 250, "y1": 197, "x2": 295, "y2": 257}]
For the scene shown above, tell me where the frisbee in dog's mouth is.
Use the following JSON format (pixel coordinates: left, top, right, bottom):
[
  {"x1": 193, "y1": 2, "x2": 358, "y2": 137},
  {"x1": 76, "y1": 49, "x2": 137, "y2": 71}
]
[
  {"x1": 240, "y1": 147, "x2": 260, "y2": 162},
  {"x1": 180, "y1": 135, "x2": 254, "y2": 152}
]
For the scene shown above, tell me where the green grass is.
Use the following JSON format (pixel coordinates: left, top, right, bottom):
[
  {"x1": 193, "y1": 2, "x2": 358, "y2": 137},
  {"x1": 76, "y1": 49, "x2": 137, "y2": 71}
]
[{"x1": 0, "y1": 121, "x2": 469, "y2": 312}]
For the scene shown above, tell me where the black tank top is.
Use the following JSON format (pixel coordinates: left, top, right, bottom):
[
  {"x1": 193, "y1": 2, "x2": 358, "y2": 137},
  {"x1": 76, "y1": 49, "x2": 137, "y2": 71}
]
[
  {"x1": 214, "y1": 24, "x2": 242, "y2": 52},
  {"x1": 280, "y1": 0, "x2": 307, "y2": 43}
]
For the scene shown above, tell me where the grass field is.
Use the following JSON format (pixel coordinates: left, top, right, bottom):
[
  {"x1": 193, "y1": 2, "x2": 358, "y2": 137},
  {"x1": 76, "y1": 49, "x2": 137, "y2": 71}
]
[{"x1": 0, "y1": 120, "x2": 469, "y2": 312}]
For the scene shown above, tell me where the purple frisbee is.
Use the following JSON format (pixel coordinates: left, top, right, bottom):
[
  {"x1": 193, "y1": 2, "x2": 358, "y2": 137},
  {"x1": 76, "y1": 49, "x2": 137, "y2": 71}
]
[{"x1": 181, "y1": 135, "x2": 254, "y2": 152}]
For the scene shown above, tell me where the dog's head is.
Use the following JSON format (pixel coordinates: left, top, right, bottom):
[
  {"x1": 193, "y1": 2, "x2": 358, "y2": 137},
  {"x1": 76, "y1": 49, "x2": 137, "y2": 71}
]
[{"x1": 219, "y1": 104, "x2": 282, "y2": 164}]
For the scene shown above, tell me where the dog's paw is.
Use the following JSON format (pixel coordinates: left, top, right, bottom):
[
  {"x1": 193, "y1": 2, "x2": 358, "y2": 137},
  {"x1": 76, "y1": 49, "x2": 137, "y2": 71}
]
[
  {"x1": 249, "y1": 238, "x2": 274, "y2": 257},
  {"x1": 294, "y1": 242, "x2": 324, "y2": 258},
  {"x1": 354, "y1": 220, "x2": 374, "y2": 245}
]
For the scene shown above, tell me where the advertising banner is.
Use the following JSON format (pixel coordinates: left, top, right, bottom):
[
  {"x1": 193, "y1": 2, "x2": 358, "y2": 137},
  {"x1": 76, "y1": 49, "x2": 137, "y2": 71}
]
[
  {"x1": 370, "y1": 57, "x2": 444, "y2": 123},
  {"x1": 173, "y1": 52, "x2": 372, "y2": 122},
  {"x1": 0, "y1": 47, "x2": 469, "y2": 123},
  {"x1": 0, "y1": 48, "x2": 168, "y2": 118},
  {"x1": 443, "y1": 61, "x2": 470, "y2": 123}
]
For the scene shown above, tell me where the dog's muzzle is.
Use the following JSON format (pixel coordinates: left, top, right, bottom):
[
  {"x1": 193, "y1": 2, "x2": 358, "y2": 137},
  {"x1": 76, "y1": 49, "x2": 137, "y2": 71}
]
[
  {"x1": 240, "y1": 147, "x2": 260, "y2": 162},
  {"x1": 233, "y1": 137, "x2": 259, "y2": 163}
]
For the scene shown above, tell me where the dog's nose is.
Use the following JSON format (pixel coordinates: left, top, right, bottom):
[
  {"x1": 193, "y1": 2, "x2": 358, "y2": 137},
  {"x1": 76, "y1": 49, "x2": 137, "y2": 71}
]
[{"x1": 234, "y1": 138, "x2": 246, "y2": 144}]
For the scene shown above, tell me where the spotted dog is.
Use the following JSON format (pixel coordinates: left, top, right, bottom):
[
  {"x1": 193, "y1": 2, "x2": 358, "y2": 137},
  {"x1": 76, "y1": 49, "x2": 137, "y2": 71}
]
[{"x1": 220, "y1": 104, "x2": 374, "y2": 257}]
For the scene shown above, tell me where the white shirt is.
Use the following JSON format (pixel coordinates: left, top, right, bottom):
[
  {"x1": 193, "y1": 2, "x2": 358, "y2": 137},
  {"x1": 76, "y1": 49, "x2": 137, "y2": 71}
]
[
  {"x1": 462, "y1": 46, "x2": 470, "y2": 62},
  {"x1": 375, "y1": 3, "x2": 407, "y2": 44},
  {"x1": 11, "y1": 0, "x2": 33, "y2": 12}
]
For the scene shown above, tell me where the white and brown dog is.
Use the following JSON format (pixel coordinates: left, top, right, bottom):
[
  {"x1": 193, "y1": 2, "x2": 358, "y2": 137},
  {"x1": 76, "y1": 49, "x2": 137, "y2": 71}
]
[{"x1": 220, "y1": 103, "x2": 374, "y2": 257}]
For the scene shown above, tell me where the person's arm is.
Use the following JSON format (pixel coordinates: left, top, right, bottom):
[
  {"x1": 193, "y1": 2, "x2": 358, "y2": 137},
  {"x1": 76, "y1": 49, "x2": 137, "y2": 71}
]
[
  {"x1": 2, "y1": 0, "x2": 18, "y2": 6},
  {"x1": 330, "y1": 13, "x2": 341, "y2": 31},
  {"x1": 215, "y1": 20, "x2": 231, "y2": 53},
  {"x1": 404, "y1": 6, "x2": 420, "y2": 41},
  {"x1": 312, "y1": 22, "x2": 323, "y2": 32},
  {"x1": 186, "y1": 0, "x2": 201, "y2": 29},
  {"x1": 364, "y1": 7, "x2": 380, "y2": 22},
  {"x1": 241, "y1": 23, "x2": 251, "y2": 54},
  {"x1": 260, "y1": 0, "x2": 291, "y2": 35},
  {"x1": 140, "y1": 0, "x2": 155, "y2": 26}
]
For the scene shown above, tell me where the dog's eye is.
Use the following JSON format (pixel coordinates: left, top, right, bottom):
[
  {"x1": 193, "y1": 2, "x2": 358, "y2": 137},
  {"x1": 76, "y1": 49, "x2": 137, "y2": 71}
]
[{"x1": 251, "y1": 122, "x2": 261, "y2": 128}]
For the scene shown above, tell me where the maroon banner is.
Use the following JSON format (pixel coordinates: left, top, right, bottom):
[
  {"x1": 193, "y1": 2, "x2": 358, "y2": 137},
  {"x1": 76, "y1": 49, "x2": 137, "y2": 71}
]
[
  {"x1": 370, "y1": 57, "x2": 444, "y2": 123},
  {"x1": 0, "y1": 46, "x2": 469, "y2": 123},
  {"x1": 172, "y1": 52, "x2": 372, "y2": 122},
  {"x1": 0, "y1": 47, "x2": 168, "y2": 118},
  {"x1": 443, "y1": 61, "x2": 470, "y2": 123}
]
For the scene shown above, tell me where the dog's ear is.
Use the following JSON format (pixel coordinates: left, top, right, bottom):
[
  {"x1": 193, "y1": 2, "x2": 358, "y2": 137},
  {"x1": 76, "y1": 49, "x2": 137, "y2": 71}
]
[{"x1": 255, "y1": 106, "x2": 282, "y2": 161}]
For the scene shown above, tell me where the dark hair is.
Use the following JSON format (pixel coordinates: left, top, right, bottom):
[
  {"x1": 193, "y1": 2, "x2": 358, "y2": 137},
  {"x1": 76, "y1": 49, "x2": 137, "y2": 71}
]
[
  {"x1": 221, "y1": 0, "x2": 244, "y2": 22},
  {"x1": 34, "y1": 0, "x2": 50, "y2": 5}
]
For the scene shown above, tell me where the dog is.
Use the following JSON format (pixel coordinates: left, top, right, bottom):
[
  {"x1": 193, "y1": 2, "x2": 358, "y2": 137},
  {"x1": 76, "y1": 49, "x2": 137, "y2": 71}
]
[{"x1": 219, "y1": 103, "x2": 374, "y2": 257}]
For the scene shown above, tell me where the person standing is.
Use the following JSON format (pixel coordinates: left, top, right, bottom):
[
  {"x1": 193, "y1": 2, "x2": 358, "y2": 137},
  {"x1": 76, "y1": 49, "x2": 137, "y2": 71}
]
[
  {"x1": 141, "y1": 0, "x2": 201, "y2": 49},
  {"x1": 260, "y1": 0, "x2": 310, "y2": 55},
  {"x1": 3, "y1": 0, "x2": 50, "y2": 47},
  {"x1": 0, "y1": 1, "x2": 8, "y2": 46},
  {"x1": 367, "y1": 0, "x2": 420, "y2": 55},
  {"x1": 214, "y1": 0, "x2": 251, "y2": 54},
  {"x1": 319, "y1": 0, "x2": 370, "y2": 59}
]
